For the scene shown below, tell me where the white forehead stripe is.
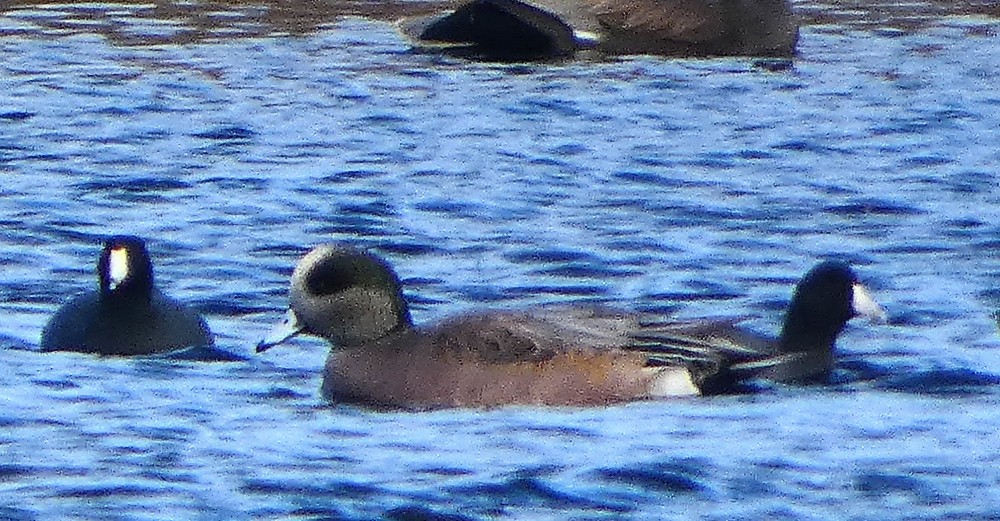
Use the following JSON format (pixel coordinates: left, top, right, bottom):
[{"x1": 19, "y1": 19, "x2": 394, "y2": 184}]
[{"x1": 109, "y1": 247, "x2": 130, "y2": 289}]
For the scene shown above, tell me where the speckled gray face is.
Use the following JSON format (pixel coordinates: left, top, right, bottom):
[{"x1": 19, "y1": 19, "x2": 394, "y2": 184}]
[{"x1": 108, "y1": 246, "x2": 129, "y2": 291}]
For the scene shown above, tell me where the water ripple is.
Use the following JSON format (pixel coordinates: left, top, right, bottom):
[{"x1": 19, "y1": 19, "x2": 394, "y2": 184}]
[{"x1": 1, "y1": 1, "x2": 1000, "y2": 520}]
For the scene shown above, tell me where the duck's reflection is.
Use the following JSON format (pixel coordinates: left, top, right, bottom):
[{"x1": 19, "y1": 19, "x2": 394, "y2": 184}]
[
  {"x1": 1, "y1": 0, "x2": 996, "y2": 49},
  {"x1": 0, "y1": 0, "x2": 456, "y2": 44}
]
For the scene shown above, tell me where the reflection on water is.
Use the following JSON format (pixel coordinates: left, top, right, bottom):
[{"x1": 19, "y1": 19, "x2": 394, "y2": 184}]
[
  {"x1": 799, "y1": 0, "x2": 999, "y2": 32},
  {"x1": 1, "y1": 0, "x2": 997, "y2": 46},
  {"x1": 0, "y1": 0, "x2": 454, "y2": 43},
  {"x1": 2, "y1": 0, "x2": 1000, "y2": 519}
]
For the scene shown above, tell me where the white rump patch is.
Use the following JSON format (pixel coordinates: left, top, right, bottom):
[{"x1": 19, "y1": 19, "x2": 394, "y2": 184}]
[
  {"x1": 647, "y1": 367, "x2": 700, "y2": 397},
  {"x1": 573, "y1": 31, "x2": 601, "y2": 48}
]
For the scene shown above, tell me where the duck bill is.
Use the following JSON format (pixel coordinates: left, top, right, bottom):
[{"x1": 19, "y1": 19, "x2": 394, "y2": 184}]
[
  {"x1": 256, "y1": 308, "x2": 306, "y2": 353},
  {"x1": 852, "y1": 283, "x2": 887, "y2": 323}
]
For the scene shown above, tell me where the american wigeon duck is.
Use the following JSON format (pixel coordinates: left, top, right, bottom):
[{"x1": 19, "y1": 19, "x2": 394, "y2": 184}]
[
  {"x1": 256, "y1": 246, "x2": 885, "y2": 409},
  {"x1": 398, "y1": 0, "x2": 798, "y2": 59},
  {"x1": 40, "y1": 235, "x2": 214, "y2": 355}
]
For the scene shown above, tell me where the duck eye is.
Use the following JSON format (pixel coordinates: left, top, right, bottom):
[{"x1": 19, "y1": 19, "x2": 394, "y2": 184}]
[
  {"x1": 108, "y1": 247, "x2": 130, "y2": 289},
  {"x1": 306, "y1": 259, "x2": 357, "y2": 296}
]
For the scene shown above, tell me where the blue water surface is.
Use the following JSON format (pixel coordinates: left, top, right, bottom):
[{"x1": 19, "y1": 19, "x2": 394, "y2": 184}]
[{"x1": 1, "y1": 0, "x2": 1000, "y2": 519}]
